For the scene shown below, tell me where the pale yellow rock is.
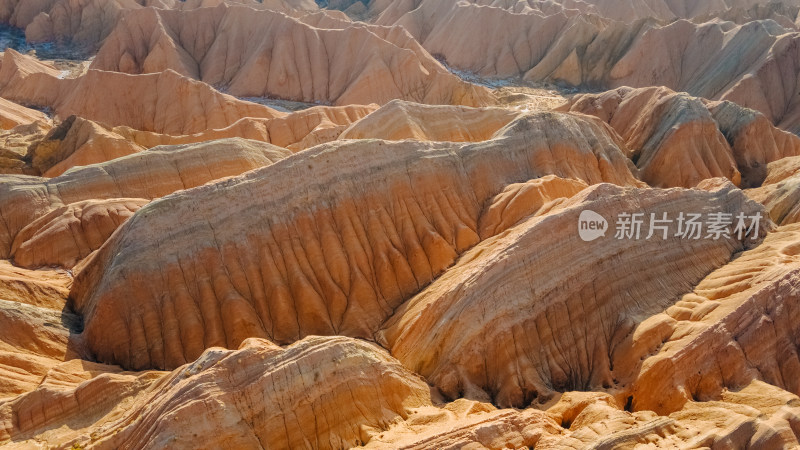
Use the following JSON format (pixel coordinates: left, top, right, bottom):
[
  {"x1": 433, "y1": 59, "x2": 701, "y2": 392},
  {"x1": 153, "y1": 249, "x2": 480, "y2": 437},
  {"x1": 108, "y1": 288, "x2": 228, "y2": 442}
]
[
  {"x1": 0, "y1": 359, "x2": 164, "y2": 446},
  {"x1": 2, "y1": 336, "x2": 433, "y2": 449},
  {"x1": 0, "y1": 121, "x2": 51, "y2": 175},
  {"x1": 0, "y1": 298, "x2": 82, "y2": 399},
  {"x1": 747, "y1": 156, "x2": 800, "y2": 225}
]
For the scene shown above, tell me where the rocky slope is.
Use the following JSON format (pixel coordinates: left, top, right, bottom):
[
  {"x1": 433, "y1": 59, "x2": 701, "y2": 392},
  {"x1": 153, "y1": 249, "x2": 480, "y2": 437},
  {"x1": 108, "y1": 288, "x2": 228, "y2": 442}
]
[
  {"x1": 0, "y1": 138, "x2": 291, "y2": 262},
  {"x1": 557, "y1": 86, "x2": 800, "y2": 187},
  {"x1": 89, "y1": 4, "x2": 493, "y2": 106},
  {"x1": 3, "y1": 0, "x2": 800, "y2": 448},
  {"x1": 373, "y1": 0, "x2": 800, "y2": 133},
  {"x1": 70, "y1": 111, "x2": 641, "y2": 371},
  {"x1": 0, "y1": 50, "x2": 284, "y2": 135},
  {"x1": 0, "y1": 0, "x2": 319, "y2": 50}
]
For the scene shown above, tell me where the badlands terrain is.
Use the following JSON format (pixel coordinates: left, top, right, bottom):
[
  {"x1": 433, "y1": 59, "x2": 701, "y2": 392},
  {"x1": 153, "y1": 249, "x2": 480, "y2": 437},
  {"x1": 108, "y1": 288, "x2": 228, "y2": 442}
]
[{"x1": 2, "y1": 0, "x2": 800, "y2": 448}]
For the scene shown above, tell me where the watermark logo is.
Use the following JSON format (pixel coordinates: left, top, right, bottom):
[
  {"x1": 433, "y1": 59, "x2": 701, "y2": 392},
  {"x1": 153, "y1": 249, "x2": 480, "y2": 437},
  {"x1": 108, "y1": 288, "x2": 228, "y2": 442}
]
[
  {"x1": 579, "y1": 210, "x2": 762, "y2": 242},
  {"x1": 578, "y1": 210, "x2": 608, "y2": 242}
]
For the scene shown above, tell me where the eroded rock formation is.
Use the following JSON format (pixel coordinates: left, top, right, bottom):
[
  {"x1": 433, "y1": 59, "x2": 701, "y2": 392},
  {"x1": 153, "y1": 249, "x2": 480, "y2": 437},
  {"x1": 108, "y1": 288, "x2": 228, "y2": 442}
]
[
  {"x1": 338, "y1": 100, "x2": 519, "y2": 142},
  {"x1": 70, "y1": 111, "x2": 641, "y2": 370},
  {"x1": 379, "y1": 181, "x2": 770, "y2": 407},
  {"x1": 0, "y1": 138, "x2": 291, "y2": 260},
  {"x1": 2, "y1": 1, "x2": 800, "y2": 448},
  {"x1": 90, "y1": 4, "x2": 493, "y2": 106},
  {"x1": 558, "y1": 86, "x2": 800, "y2": 188},
  {"x1": 0, "y1": 52, "x2": 282, "y2": 135}
]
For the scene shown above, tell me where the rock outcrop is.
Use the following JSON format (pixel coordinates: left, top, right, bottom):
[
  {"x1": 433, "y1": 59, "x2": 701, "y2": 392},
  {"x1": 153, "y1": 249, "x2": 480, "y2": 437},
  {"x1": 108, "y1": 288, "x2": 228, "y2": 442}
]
[
  {"x1": 338, "y1": 100, "x2": 518, "y2": 142},
  {"x1": 56, "y1": 67, "x2": 273, "y2": 135},
  {"x1": 374, "y1": 1, "x2": 800, "y2": 133},
  {"x1": 709, "y1": 99, "x2": 800, "y2": 186},
  {"x1": 0, "y1": 51, "x2": 283, "y2": 135},
  {"x1": 559, "y1": 86, "x2": 800, "y2": 188},
  {"x1": 70, "y1": 111, "x2": 641, "y2": 370},
  {"x1": 1, "y1": 336, "x2": 431, "y2": 449},
  {"x1": 0, "y1": 359, "x2": 165, "y2": 446},
  {"x1": 13, "y1": 104, "x2": 375, "y2": 178},
  {"x1": 630, "y1": 223, "x2": 800, "y2": 416},
  {"x1": 0, "y1": 97, "x2": 47, "y2": 130},
  {"x1": 0, "y1": 138, "x2": 291, "y2": 260},
  {"x1": 559, "y1": 86, "x2": 740, "y2": 187},
  {"x1": 477, "y1": 175, "x2": 589, "y2": 239},
  {"x1": 379, "y1": 181, "x2": 770, "y2": 407},
  {"x1": 748, "y1": 155, "x2": 800, "y2": 224},
  {"x1": 11, "y1": 198, "x2": 148, "y2": 269},
  {"x1": 0, "y1": 298, "x2": 81, "y2": 399},
  {"x1": 0, "y1": 121, "x2": 51, "y2": 175},
  {"x1": 3, "y1": 3, "x2": 800, "y2": 448},
  {"x1": 0, "y1": 260, "x2": 69, "y2": 310},
  {"x1": 121, "y1": 103, "x2": 377, "y2": 152},
  {"x1": 90, "y1": 4, "x2": 493, "y2": 106},
  {"x1": 26, "y1": 115, "x2": 145, "y2": 177},
  {"x1": 0, "y1": 0, "x2": 319, "y2": 50}
]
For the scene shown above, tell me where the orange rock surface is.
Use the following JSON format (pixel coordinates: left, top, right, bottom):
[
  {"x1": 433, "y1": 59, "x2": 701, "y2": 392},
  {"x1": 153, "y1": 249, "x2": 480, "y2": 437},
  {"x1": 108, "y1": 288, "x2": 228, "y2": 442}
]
[
  {"x1": 3, "y1": 2, "x2": 800, "y2": 448},
  {"x1": 0, "y1": 97, "x2": 47, "y2": 129},
  {"x1": 90, "y1": 4, "x2": 494, "y2": 106},
  {"x1": 70, "y1": 111, "x2": 641, "y2": 370},
  {"x1": 0, "y1": 138, "x2": 291, "y2": 259},
  {"x1": 559, "y1": 86, "x2": 800, "y2": 187},
  {"x1": 11, "y1": 198, "x2": 148, "y2": 269},
  {"x1": 338, "y1": 100, "x2": 518, "y2": 142},
  {"x1": 379, "y1": 181, "x2": 769, "y2": 407}
]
